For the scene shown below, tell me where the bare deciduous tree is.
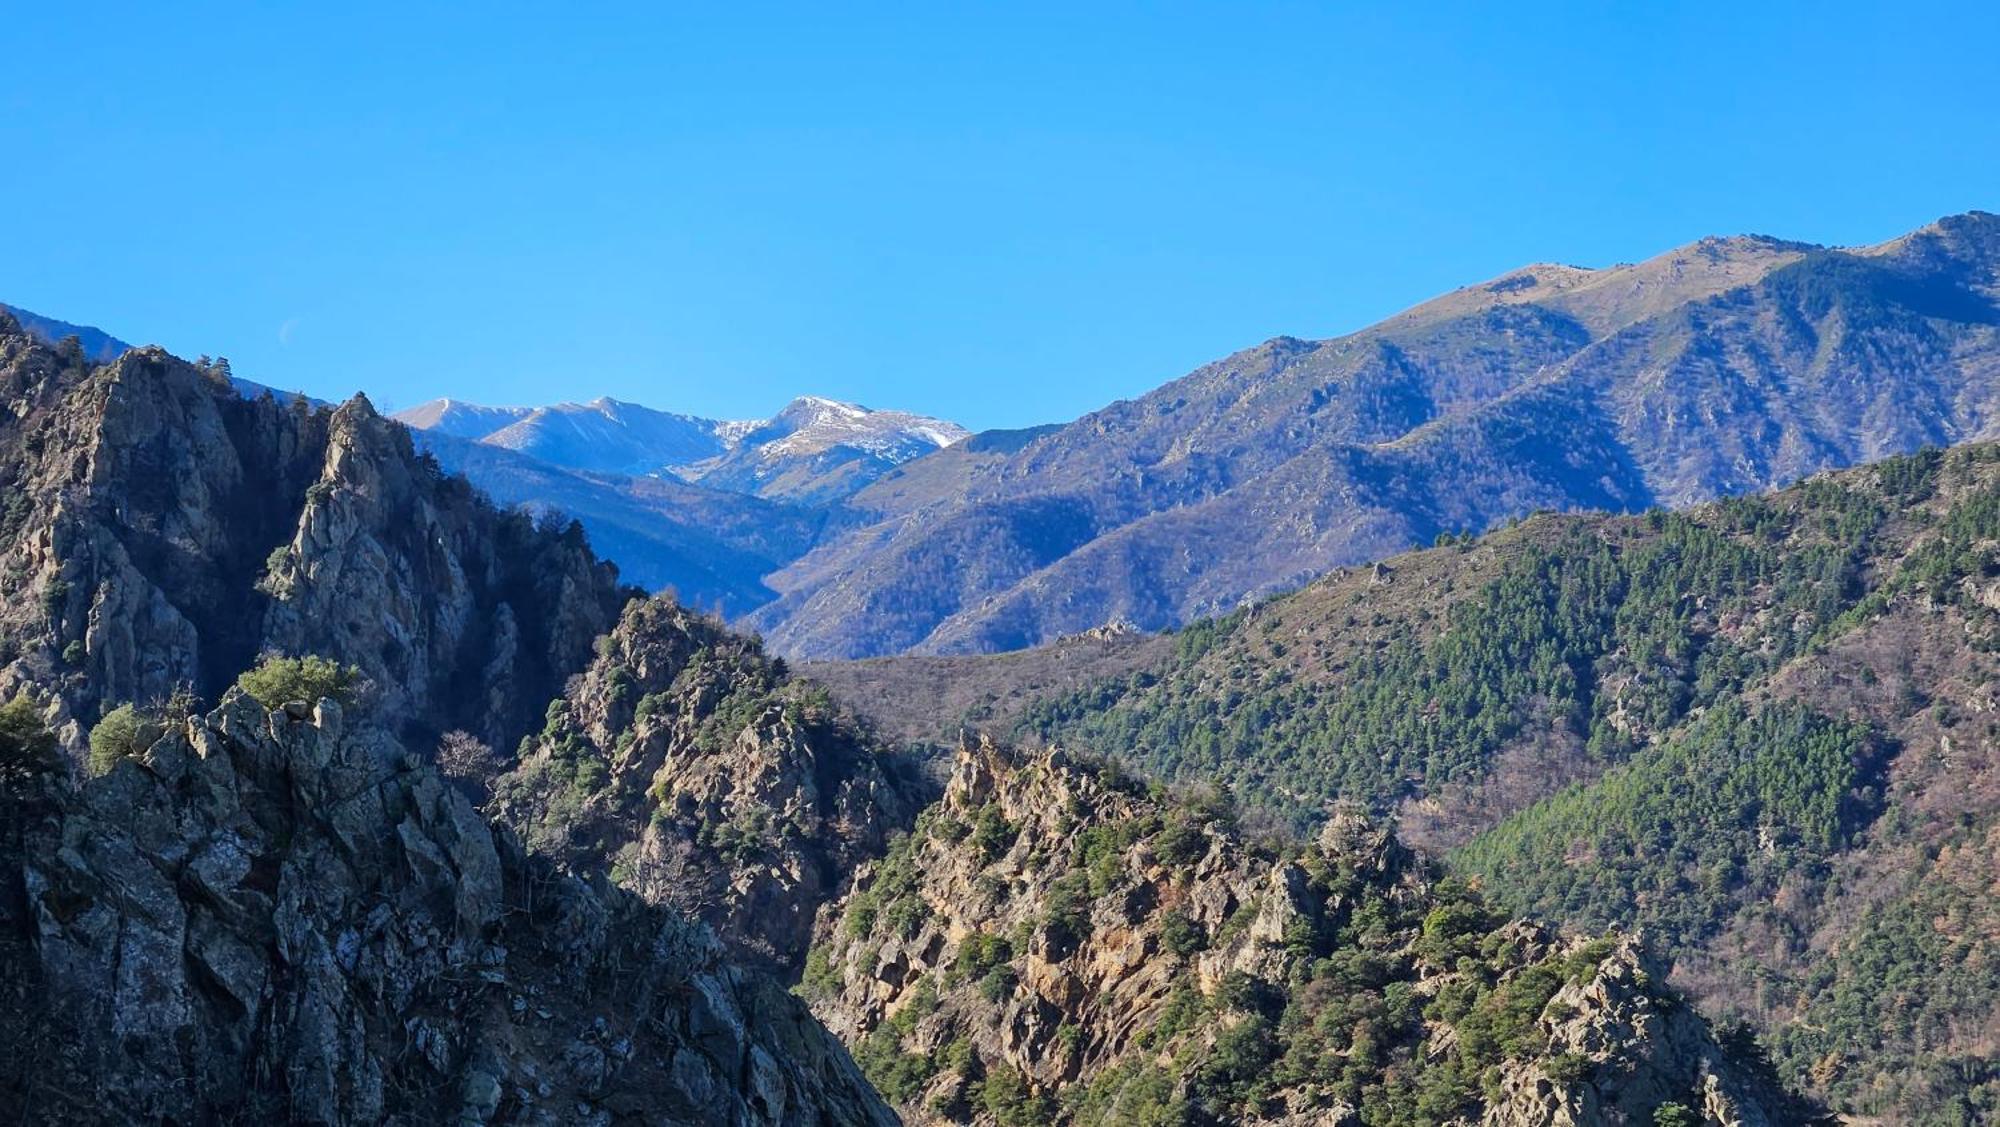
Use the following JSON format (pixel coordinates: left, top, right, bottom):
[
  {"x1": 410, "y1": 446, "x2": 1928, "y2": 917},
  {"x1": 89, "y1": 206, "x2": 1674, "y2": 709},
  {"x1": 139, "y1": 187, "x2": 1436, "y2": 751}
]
[{"x1": 435, "y1": 730, "x2": 496, "y2": 798}]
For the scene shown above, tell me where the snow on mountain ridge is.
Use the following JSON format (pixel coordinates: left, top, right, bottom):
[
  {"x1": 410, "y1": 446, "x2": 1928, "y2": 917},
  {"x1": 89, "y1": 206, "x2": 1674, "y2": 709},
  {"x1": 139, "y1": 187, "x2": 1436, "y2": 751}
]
[
  {"x1": 747, "y1": 396, "x2": 972, "y2": 461},
  {"x1": 392, "y1": 392, "x2": 968, "y2": 503}
]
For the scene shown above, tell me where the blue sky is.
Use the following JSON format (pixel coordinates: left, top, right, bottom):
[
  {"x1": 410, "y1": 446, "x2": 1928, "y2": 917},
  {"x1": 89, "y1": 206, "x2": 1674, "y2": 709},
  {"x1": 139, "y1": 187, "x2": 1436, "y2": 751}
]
[{"x1": 3, "y1": 3, "x2": 1996, "y2": 430}]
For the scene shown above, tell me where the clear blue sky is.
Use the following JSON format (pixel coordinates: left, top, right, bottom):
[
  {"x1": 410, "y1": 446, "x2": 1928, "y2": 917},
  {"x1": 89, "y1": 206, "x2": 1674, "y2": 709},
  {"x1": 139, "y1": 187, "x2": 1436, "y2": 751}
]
[{"x1": 3, "y1": 3, "x2": 1996, "y2": 430}]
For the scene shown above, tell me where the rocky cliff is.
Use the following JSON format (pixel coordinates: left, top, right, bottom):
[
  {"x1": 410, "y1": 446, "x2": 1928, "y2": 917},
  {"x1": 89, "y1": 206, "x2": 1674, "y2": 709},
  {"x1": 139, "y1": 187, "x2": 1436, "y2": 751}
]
[
  {"x1": 0, "y1": 315, "x2": 634, "y2": 761},
  {"x1": 802, "y1": 740, "x2": 1797, "y2": 1125},
  {"x1": 0, "y1": 687, "x2": 895, "y2": 1126},
  {"x1": 490, "y1": 596, "x2": 920, "y2": 971}
]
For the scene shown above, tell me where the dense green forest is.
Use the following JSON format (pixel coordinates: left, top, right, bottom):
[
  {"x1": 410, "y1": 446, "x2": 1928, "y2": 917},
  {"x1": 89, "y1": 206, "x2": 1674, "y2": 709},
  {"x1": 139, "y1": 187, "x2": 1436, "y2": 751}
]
[
  {"x1": 1023, "y1": 449, "x2": 1936, "y2": 822},
  {"x1": 1453, "y1": 702, "x2": 1879, "y2": 951}
]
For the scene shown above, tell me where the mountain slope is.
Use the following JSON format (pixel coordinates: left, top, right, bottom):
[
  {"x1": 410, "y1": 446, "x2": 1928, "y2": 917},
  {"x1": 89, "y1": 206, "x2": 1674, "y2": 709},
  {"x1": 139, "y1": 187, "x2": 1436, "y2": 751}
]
[
  {"x1": 832, "y1": 442, "x2": 2000, "y2": 1122},
  {"x1": 389, "y1": 396, "x2": 532, "y2": 439},
  {"x1": 680, "y1": 396, "x2": 972, "y2": 506},
  {"x1": 490, "y1": 596, "x2": 920, "y2": 971},
  {"x1": 476, "y1": 397, "x2": 730, "y2": 474},
  {"x1": 411, "y1": 428, "x2": 823, "y2": 615},
  {"x1": 747, "y1": 212, "x2": 2000, "y2": 658}
]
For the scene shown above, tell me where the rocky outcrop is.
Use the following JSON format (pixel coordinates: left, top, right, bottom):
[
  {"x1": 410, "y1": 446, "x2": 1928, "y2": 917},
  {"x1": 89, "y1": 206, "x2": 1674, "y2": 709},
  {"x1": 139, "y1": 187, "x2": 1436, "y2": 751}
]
[
  {"x1": 490, "y1": 596, "x2": 918, "y2": 971},
  {"x1": 0, "y1": 688, "x2": 895, "y2": 1126},
  {"x1": 1487, "y1": 939, "x2": 1779, "y2": 1126},
  {"x1": 805, "y1": 740, "x2": 1797, "y2": 1125},
  {"x1": 0, "y1": 319, "x2": 634, "y2": 760}
]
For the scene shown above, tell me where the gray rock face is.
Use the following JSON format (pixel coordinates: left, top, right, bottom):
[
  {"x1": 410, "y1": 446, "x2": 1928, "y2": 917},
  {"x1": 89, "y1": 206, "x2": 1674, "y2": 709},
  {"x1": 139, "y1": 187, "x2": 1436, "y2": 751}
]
[
  {"x1": 0, "y1": 321, "x2": 633, "y2": 761},
  {"x1": 0, "y1": 690, "x2": 897, "y2": 1126},
  {"x1": 1485, "y1": 939, "x2": 1778, "y2": 1126}
]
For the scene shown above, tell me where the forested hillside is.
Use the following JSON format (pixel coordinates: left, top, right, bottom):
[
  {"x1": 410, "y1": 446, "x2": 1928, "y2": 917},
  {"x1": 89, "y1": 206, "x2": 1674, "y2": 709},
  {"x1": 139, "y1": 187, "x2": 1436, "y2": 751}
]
[
  {"x1": 1011, "y1": 443, "x2": 2000, "y2": 1122},
  {"x1": 476, "y1": 600, "x2": 1805, "y2": 1124}
]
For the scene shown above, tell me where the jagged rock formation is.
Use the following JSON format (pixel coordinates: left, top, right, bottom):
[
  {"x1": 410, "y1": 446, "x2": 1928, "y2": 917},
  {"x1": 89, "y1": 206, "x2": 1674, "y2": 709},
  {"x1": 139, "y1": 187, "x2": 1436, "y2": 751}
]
[
  {"x1": 0, "y1": 688, "x2": 895, "y2": 1126},
  {"x1": 0, "y1": 316, "x2": 634, "y2": 759},
  {"x1": 804, "y1": 740, "x2": 1795, "y2": 1125},
  {"x1": 1484, "y1": 937, "x2": 1780, "y2": 1127},
  {"x1": 749, "y1": 212, "x2": 2000, "y2": 657},
  {"x1": 472, "y1": 596, "x2": 1811, "y2": 1124},
  {"x1": 490, "y1": 596, "x2": 918, "y2": 970}
]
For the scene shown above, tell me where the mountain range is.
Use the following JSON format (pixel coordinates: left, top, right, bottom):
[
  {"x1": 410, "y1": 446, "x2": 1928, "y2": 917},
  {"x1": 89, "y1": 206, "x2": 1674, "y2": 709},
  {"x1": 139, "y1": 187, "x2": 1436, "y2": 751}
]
[
  {"x1": 0, "y1": 304, "x2": 129, "y2": 364},
  {"x1": 745, "y1": 212, "x2": 2000, "y2": 657},
  {"x1": 20, "y1": 211, "x2": 1998, "y2": 666},
  {"x1": 7, "y1": 212, "x2": 1997, "y2": 1122},
  {"x1": 0, "y1": 305, "x2": 969, "y2": 616},
  {"x1": 0, "y1": 308, "x2": 1801, "y2": 1124}
]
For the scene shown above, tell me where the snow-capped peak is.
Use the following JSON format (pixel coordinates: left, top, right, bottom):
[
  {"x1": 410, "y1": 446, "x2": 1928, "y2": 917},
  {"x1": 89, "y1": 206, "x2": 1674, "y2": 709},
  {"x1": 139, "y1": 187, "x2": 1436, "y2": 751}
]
[{"x1": 392, "y1": 389, "x2": 967, "y2": 503}]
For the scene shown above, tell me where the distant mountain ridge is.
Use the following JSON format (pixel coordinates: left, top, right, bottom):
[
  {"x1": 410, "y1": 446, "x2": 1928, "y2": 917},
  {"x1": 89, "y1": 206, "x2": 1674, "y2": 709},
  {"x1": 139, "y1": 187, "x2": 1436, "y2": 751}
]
[
  {"x1": 0, "y1": 302, "x2": 131, "y2": 363},
  {"x1": 392, "y1": 391, "x2": 969, "y2": 504},
  {"x1": 747, "y1": 211, "x2": 2000, "y2": 658},
  {"x1": 387, "y1": 396, "x2": 533, "y2": 439}
]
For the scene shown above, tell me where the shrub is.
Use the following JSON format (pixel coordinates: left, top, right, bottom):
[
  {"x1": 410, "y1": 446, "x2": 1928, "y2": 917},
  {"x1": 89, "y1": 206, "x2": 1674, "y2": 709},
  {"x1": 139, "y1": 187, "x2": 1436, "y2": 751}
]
[
  {"x1": 1161, "y1": 908, "x2": 1207, "y2": 956},
  {"x1": 852, "y1": 1026, "x2": 936, "y2": 1104},
  {"x1": 1653, "y1": 1103, "x2": 1698, "y2": 1127},
  {"x1": 0, "y1": 694, "x2": 60, "y2": 785},
  {"x1": 1151, "y1": 818, "x2": 1208, "y2": 867},
  {"x1": 977, "y1": 963, "x2": 1019, "y2": 1003},
  {"x1": 967, "y1": 805, "x2": 1016, "y2": 863},
  {"x1": 88, "y1": 704, "x2": 156, "y2": 776},
  {"x1": 951, "y1": 932, "x2": 1013, "y2": 983},
  {"x1": 39, "y1": 578, "x2": 68, "y2": 621},
  {"x1": 237, "y1": 653, "x2": 361, "y2": 709},
  {"x1": 980, "y1": 1064, "x2": 1054, "y2": 1127}
]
